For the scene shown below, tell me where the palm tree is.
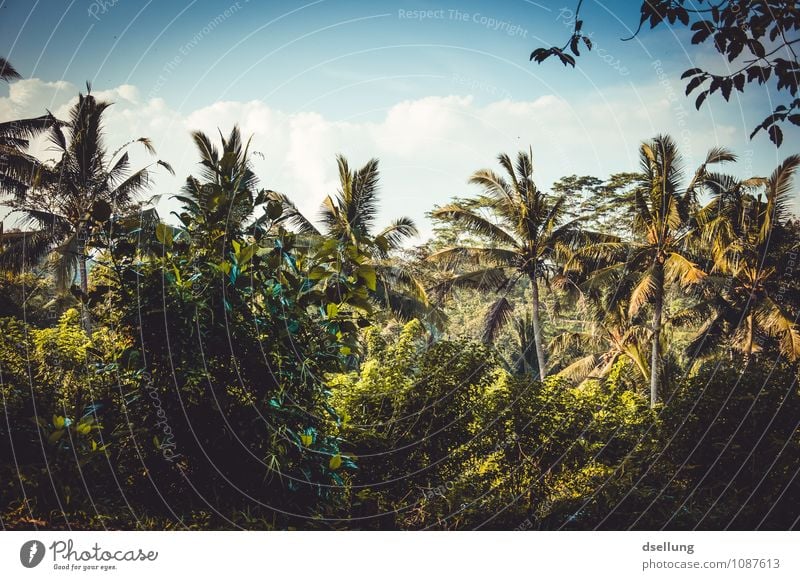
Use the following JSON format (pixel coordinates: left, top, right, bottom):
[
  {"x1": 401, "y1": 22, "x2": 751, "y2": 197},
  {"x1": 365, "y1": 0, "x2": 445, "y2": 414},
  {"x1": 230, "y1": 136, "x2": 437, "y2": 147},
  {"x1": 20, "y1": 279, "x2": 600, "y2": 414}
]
[
  {"x1": 267, "y1": 155, "x2": 432, "y2": 323},
  {"x1": 429, "y1": 149, "x2": 596, "y2": 379},
  {"x1": 276, "y1": 156, "x2": 419, "y2": 255},
  {"x1": 1, "y1": 89, "x2": 169, "y2": 297},
  {"x1": 573, "y1": 135, "x2": 735, "y2": 406},
  {"x1": 172, "y1": 126, "x2": 264, "y2": 246},
  {"x1": 0, "y1": 57, "x2": 58, "y2": 222},
  {"x1": 550, "y1": 301, "x2": 652, "y2": 387},
  {"x1": 682, "y1": 155, "x2": 800, "y2": 361}
]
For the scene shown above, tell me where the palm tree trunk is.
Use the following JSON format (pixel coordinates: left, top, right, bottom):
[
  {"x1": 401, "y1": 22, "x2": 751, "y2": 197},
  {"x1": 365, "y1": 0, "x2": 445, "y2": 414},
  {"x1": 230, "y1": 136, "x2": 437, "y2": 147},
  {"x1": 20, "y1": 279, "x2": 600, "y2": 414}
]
[
  {"x1": 529, "y1": 273, "x2": 547, "y2": 381},
  {"x1": 79, "y1": 251, "x2": 89, "y2": 295},
  {"x1": 79, "y1": 249, "x2": 92, "y2": 333},
  {"x1": 649, "y1": 263, "x2": 664, "y2": 407}
]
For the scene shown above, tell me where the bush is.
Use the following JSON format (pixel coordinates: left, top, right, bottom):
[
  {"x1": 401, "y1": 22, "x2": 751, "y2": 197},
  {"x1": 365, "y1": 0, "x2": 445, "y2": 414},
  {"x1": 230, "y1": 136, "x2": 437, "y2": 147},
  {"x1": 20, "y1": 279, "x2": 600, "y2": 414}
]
[{"x1": 330, "y1": 321, "x2": 657, "y2": 529}]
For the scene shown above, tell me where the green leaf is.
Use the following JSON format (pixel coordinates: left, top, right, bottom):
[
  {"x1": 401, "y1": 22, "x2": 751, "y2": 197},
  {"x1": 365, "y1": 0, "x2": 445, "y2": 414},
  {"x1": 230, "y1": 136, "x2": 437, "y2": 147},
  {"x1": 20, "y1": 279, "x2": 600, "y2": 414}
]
[
  {"x1": 155, "y1": 223, "x2": 173, "y2": 246},
  {"x1": 308, "y1": 266, "x2": 328, "y2": 281},
  {"x1": 326, "y1": 303, "x2": 339, "y2": 319},
  {"x1": 357, "y1": 265, "x2": 377, "y2": 291},
  {"x1": 48, "y1": 429, "x2": 65, "y2": 444},
  {"x1": 329, "y1": 454, "x2": 342, "y2": 470},
  {"x1": 239, "y1": 244, "x2": 257, "y2": 265}
]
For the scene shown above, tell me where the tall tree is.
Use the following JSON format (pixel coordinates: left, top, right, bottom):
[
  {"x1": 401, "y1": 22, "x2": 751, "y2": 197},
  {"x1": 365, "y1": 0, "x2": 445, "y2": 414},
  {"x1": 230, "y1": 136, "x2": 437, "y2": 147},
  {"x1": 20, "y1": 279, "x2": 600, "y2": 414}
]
[
  {"x1": 429, "y1": 150, "x2": 598, "y2": 379},
  {"x1": 552, "y1": 172, "x2": 640, "y2": 235},
  {"x1": 0, "y1": 57, "x2": 58, "y2": 226},
  {"x1": 576, "y1": 135, "x2": 735, "y2": 406},
  {"x1": 0, "y1": 89, "x2": 169, "y2": 300},
  {"x1": 684, "y1": 155, "x2": 800, "y2": 361},
  {"x1": 550, "y1": 277, "x2": 653, "y2": 387},
  {"x1": 268, "y1": 155, "x2": 432, "y2": 323},
  {"x1": 172, "y1": 126, "x2": 269, "y2": 246}
]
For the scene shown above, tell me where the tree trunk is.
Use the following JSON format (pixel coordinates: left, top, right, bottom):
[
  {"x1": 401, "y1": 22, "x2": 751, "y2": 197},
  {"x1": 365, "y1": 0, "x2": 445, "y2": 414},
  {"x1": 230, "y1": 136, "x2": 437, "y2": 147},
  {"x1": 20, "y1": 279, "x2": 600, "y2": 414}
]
[
  {"x1": 530, "y1": 273, "x2": 547, "y2": 381},
  {"x1": 649, "y1": 263, "x2": 664, "y2": 408},
  {"x1": 79, "y1": 251, "x2": 89, "y2": 295},
  {"x1": 79, "y1": 246, "x2": 92, "y2": 334}
]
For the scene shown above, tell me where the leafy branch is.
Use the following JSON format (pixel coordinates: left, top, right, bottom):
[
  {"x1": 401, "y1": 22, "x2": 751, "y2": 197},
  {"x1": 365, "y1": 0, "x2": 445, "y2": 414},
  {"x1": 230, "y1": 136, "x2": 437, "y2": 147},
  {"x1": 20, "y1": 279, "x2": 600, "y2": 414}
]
[{"x1": 530, "y1": 0, "x2": 800, "y2": 146}]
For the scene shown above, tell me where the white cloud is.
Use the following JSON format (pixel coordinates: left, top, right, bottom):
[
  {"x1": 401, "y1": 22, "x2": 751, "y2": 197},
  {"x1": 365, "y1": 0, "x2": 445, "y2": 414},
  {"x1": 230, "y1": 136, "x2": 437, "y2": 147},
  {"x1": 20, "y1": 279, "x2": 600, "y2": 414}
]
[
  {"x1": 1, "y1": 77, "x2": 783, "y2": 240},
  {"x1": 0, "y1": 78, "x2": 74, "y2": 119},
  {"x1": 377, "y1": 95, "x2": 473, "y2": 156}
]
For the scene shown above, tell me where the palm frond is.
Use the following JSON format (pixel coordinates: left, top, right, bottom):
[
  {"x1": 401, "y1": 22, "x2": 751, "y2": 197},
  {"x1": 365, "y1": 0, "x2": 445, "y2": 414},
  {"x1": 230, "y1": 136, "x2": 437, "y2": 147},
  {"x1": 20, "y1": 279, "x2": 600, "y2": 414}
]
[
  {"x1": 51, "y1": 233, "x2": 80, "y2": 291},
  {"x1": 376, "y1": 262, "x2": 429, "y2": 305},
  {"x1": 110, "y1": 167, "x2": 151, "y2": 208},
  {"x1": 628, "y1": 267, "x2": 657, "y2": 317},
  {"x1": 556, "y1": 354, "x2": 603, "y2": 384},
  {"x1": 342, "y1": 156, "x2": 380, "y2": 237},
  {"x1": 704, "y1": 146, "x2": 737, "y2": 166},
  {"x1": 0, "y1": 229, "x2": 58, "y2": 273},
  {"x1": 266, "y1": 190, "x2": 320, "y2": 235},
  {"x1": 686, "y1": 313, "x2": 728, "y2": 359},
  {"x1": 497, "y1": 153, "x2": 519, "y2": 193},
  {"x1": 756, "y1": 297, "x2": 800, "y2": 360},
  {"x1": 762, "y1": 154, "x2": 800, "y2": 242},
  {"x1": 482, "y1": 296, "x2": 514, "y2": 343},
  {"x1": 0, "y1": 114, "x2": 59, "y2": 143},
  {"x1": 431, "y1": 204, "x2": 518, "y2": 248},
  {"x1": 0, "y1": 58, "x2": 21, "y2": 82},
  {"x1": 426, "y1": 246, "x2": 518, "y2": 269},
  {"x1": 375, "y1": 217, "x2": 418, "y2": 255},
  {"x1": 468, "y1": 169, "x2": 514, "y2": 206},
  {"x1": 664, "y1": 252, "x2": 706, "y2": 286},
  {"x1": 429, "y1": 267, "x2": 509, "y2": 302},
  {"x1": 374, "y1": 279, "x2": 435, "y2": 324}
]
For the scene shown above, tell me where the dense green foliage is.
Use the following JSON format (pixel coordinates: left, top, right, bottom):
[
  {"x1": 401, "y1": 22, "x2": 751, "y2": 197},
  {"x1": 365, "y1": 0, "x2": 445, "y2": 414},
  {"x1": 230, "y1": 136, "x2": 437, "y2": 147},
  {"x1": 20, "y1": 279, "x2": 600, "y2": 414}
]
[{"x1": 1, "y1": 77, "x2": 798, "y2": 530}]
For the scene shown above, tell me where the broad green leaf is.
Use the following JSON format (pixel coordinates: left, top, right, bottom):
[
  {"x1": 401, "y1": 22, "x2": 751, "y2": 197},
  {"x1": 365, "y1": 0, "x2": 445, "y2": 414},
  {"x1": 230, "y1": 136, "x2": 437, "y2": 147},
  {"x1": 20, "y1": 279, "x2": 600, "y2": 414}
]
[
  {"x1": 329, "y1": 454, "x2": 342, "y2": 470},
  {"x1": 326, "y1": 303, "x2": 339, "y2": 319},
  {"x1": 308, "y1": 266, "x2": 328, "y2": 280},
  {"x1": 356, "y1": 265, "x2": 377, "y2": 291},
  {"x1": 155, "y1": 223, "x2": 173, "y2": 246},
  {"x1": 239, "y1": 244, "x2": 257, "y2": 265}
]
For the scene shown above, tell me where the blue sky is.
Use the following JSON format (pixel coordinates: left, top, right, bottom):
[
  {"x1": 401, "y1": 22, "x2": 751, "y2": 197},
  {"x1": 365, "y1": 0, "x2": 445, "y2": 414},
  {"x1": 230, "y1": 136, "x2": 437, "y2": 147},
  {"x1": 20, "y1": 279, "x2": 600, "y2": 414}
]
[
  {"x1": 1, "y1": 0, "x2": 797, "y2": 237},
  {"x1": 3, "y1": 1, "x2": 661, "y2": 109}
]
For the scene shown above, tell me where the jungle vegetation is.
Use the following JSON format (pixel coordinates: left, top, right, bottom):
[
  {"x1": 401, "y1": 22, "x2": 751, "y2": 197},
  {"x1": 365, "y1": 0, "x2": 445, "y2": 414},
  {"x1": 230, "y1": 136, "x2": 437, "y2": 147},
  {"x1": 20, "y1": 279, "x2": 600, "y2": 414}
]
[{"x1": 1, "y1": 59, "x2": 798, "y2": 530}]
